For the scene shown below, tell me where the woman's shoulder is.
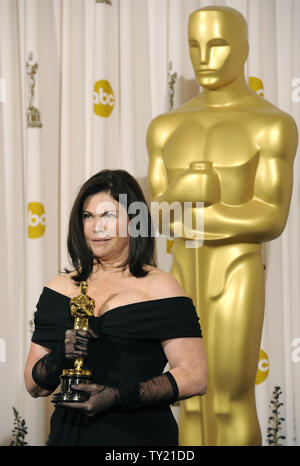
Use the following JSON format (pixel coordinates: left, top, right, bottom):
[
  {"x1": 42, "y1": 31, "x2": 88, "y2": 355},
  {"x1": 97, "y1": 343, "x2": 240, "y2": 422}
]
[
  {"x1": 143, "y1": 266, "x2": 189, "y2": 300},
  {"x1": 45, "y1": 271, "x2": 78, "y2": 297}
]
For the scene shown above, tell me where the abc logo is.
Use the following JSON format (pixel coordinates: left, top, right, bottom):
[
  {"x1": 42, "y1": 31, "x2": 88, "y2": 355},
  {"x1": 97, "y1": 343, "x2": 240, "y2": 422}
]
[
  {"x1": 93, "y1": 80, "x2": 115, "y2": 117},
  {"x1": 28, "y1": 202, "x2": 46, "y2": 238},
  {"x1": 249, "y1": 76, "x2": 264, "y2": 97},
  {"x1": 255, "y1": 349, "x2": 269, "y2": 385}
]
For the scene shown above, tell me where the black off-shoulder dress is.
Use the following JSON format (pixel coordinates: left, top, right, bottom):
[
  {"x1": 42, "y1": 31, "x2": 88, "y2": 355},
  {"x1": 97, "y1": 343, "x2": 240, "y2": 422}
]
[{"x1": 31, "y1": 287, "x2": 202, "y2": 446}]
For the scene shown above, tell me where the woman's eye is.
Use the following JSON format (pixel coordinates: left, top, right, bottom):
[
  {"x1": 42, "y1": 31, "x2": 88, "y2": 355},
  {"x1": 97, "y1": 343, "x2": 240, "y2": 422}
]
[{"x1": 82, "y1": 211, "x2": 116, "y2": 219}]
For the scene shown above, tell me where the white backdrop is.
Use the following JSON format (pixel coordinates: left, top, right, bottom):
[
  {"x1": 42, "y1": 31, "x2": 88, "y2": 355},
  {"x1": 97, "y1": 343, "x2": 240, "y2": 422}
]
[{"x1": 0, "y1": 0, "x2": 299, "y2": 446}]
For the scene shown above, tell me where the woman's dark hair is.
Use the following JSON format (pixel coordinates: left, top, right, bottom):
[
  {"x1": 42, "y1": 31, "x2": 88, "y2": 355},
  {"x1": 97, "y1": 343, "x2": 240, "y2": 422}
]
[{"x1": 64, "y1": 169, "x2": 156, "y2": 284}]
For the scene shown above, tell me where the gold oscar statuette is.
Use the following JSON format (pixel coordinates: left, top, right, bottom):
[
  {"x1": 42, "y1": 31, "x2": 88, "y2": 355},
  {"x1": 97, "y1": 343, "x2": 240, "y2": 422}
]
[{"x1": 52, "y1": 281, "x2": 95, "y2": 403}]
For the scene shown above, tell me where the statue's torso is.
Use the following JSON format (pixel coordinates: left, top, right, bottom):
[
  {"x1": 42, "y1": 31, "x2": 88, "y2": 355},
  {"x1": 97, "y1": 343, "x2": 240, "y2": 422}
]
[
  {"x1": 158, "y1": 99, "x2": 279, "y2": 205},
  {"x1": 151, "y1": 96, "x2": 285, "y2": 286}
]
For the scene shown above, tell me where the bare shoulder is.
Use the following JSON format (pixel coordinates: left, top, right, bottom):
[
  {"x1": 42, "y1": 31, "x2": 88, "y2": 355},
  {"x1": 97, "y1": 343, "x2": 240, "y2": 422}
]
[
  {"x1": 45, "y1": 271, "x2": 78, "y2": 296},
  {"x1": 144, "y1": 266, "x2": 189, "y2": 299}
]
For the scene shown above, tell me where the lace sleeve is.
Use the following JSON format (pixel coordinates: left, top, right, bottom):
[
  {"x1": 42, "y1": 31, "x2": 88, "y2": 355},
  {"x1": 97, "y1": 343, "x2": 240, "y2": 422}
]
[
  {"x1": 31, "y1": 342, "x2": 66, "y2": 391},
  {"x1": 117, "y1": 371, "x2": 179, "y2": 411}
]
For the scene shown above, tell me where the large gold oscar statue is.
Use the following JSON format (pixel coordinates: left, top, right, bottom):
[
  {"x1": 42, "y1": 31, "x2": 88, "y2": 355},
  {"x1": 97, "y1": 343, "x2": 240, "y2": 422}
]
[{"x1": 147, "y1": 6, "x2": 298, "y2": 446}]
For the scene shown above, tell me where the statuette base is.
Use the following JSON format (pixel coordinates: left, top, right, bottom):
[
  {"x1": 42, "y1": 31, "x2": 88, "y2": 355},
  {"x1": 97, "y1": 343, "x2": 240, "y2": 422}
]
[{"x1": 52, "y1": 371, "x2": 92, "y2": 403}]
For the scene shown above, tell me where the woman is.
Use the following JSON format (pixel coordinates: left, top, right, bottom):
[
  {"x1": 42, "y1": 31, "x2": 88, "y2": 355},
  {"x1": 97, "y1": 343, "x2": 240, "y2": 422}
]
[{"x1": 24, "y1": 169, "x2": 208, "y2": 446}]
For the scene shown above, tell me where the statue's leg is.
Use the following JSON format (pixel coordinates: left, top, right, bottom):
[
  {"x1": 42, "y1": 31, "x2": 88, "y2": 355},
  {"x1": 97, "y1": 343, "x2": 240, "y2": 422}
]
[
  {"x1": 203, "y1": 252, "x2": 265, "y2": 446},
  {"x1": 170, "y1": 243, "x2": 205, "y2": 446}
]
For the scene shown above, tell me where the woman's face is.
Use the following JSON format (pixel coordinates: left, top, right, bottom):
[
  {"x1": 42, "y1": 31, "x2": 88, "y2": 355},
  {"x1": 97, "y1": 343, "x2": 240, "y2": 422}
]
[{"x1": 82, "y1": 191, "x2": 130, "y2": 262}]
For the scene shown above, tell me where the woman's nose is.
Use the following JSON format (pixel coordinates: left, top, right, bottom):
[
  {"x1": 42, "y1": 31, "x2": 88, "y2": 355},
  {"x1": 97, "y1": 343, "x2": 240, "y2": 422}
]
[{"x1": 93, "y1": 217, "x2": 108, "y2": 233}]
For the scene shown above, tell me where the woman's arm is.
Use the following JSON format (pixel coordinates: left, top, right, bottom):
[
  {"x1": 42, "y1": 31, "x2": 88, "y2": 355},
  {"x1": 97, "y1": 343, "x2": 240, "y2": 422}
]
[
  {"x1": 25, "y1": 332, "x2": 97, "y2": 398},
  {"x1": 25, "y1": 276, "x2": 98, "y2": 399},
  {"x1": 24, "y1": 342, "x2": 54, "y2": 398},
  {"x1": 149, "y1": 270, "x2": 208, "y2": 398},
  {"x1": 161, "y1": 337, "x2": 208, "y2": 399}
]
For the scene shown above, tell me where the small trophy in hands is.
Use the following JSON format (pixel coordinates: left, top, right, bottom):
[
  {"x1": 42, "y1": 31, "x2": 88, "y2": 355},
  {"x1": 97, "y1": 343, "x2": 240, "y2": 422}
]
[{"x1": 52, "y1": 281, "x2": 95, "y2": 403}]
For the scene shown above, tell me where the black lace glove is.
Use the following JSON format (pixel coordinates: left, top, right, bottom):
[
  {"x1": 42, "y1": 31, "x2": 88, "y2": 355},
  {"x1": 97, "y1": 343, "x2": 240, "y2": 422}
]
[
  {"x1": 64, "y1": 329, "x2": 98, "y2": 361},
  {"x1": 31, "y1": 329, "x2": 98, "y2": 391},
  {"x1": 55, "y1": 371, "x2": 179, "y2": 417}
]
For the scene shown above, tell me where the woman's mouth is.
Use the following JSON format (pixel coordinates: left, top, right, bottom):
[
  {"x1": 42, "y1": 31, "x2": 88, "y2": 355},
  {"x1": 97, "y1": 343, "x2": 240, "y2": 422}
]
[{"x1": 91, "y1": 238, "x2": 111, "y2": 243}]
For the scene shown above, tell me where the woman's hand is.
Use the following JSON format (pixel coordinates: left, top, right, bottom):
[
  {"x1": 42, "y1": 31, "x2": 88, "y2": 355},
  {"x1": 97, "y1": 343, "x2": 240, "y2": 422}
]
[
  {"x1": 64, "y1": 329, "x2": 98, "y2": 360},
  {"x1": 56, "y1": 384, "x2": 119, "y2": 417}
]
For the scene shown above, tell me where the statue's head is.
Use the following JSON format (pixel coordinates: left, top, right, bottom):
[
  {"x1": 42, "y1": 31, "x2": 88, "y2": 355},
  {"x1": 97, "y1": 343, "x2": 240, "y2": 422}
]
[{"x1": 188, "y1": 6, "x2": 249, "y2": 90}]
